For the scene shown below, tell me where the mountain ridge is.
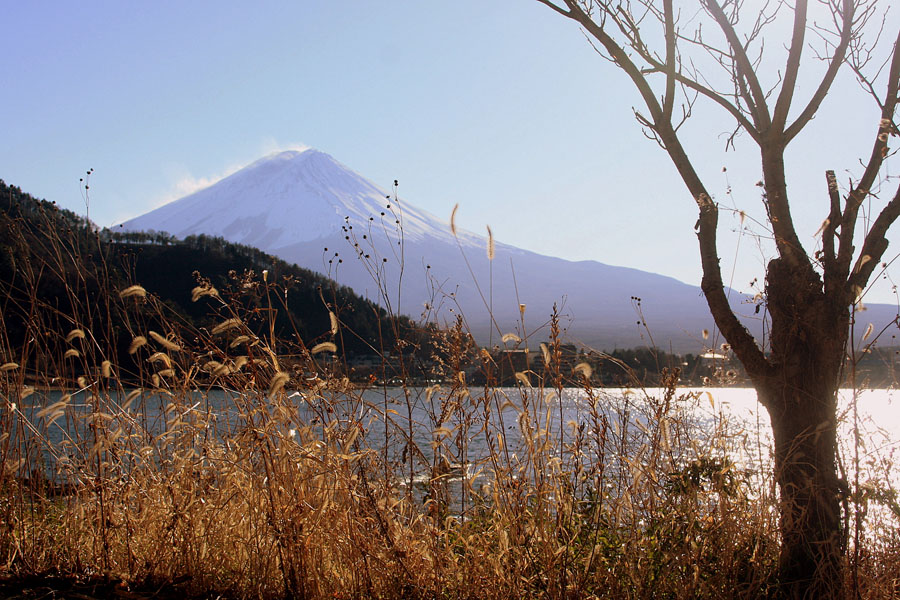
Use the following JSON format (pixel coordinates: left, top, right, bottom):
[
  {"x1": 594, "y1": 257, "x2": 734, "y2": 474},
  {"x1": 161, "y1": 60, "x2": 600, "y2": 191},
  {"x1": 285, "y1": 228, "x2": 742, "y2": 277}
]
[{"x1": 121, "y1": 149, "x2": 898, "y2": 352}]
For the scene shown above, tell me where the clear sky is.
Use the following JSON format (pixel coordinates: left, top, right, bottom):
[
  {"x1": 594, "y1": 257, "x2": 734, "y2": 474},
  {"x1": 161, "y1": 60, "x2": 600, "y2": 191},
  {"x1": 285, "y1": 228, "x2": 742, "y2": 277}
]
[{"x1": 4, "y1": 1, "x2": 900, "y2": 305}]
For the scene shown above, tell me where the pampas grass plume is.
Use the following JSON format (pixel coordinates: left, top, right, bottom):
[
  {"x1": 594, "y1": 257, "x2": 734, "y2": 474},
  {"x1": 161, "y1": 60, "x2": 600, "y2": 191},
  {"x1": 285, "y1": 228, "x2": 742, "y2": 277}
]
[
  {"x1": 501, "y1": 333, "x2": 521, "y2": 344},
  {"x1": 312, "y1": 342, "x2": 337, "y2": 355},
  {"x1": 574, "y1": 362, "x2": 593, "y2": 379},
  {"x1": 149, "y1": 330, "x2": 181, "y2": 351},
  {"x1": 268, "y1": 371, "x2": 290, "y2": 399},
  {"x1": 147, "y1": 352, "x2": 172, "y2": 368},
  {"x1": 329, "y1": 311, "x2": 339, "y2": 336},
  {"x1": 450, "y1": 204, "x2": 459, "y2": 236},
  {"x1": 119, "y1": 285, "x2": 146, "y2": 299},
  {"x1": 128, "y1": 336, "x2": 148, "y2": 354},
  {"x1": 211, "y1": 318, "x2": 242, "y2": 335},
  {"x1": 191, "y1": 284, "x2": 219, "y2": 302},
  {"x1": 486, "y1": 225, "x2": 495, "y2": 260},
  {"x1": 66, "y1": 329, "x2": 86, "y2": 343}
]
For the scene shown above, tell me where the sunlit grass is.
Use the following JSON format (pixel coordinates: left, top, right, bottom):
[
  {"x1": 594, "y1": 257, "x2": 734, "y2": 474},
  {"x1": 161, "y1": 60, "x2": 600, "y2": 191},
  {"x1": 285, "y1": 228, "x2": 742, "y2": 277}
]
[{"x1": 1, "y1": 198, "x2": 899, "y2": 599}]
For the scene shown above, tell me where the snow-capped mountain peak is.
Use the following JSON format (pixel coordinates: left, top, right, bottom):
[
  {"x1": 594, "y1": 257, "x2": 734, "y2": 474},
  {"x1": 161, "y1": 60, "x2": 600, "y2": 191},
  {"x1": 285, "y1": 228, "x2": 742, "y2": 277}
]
[
  {"x1": 123, "y1": 148, "x2": 470, "y2": 250},
  {"x1": 121, "y1": 148, "x2": 759, "y2": 351}
]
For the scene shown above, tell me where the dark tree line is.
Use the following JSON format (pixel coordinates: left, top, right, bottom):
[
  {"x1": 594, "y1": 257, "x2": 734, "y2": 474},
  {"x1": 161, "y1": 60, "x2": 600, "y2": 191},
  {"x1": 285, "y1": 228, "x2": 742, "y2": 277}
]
[{"x1": 0, "y1": 179, "x2": 430, "y2": 382}]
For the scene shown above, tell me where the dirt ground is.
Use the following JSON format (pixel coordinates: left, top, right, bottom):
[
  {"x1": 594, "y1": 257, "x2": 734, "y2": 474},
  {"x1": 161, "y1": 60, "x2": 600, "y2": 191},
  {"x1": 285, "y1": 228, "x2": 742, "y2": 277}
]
[{"x1": 0, "y1": 572, "x2": 233, "y2": 599}]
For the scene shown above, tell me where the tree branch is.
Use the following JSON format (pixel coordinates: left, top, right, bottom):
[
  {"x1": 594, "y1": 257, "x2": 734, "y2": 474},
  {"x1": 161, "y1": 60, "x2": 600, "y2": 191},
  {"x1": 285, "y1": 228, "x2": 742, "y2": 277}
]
[
  {"x1": 784, "y1": 0, "x2": 856, "y2": 143},
  {"x1": 562, "y1": 2, "x2": 667, "y2": 126},
  {"x1": 533, "y1": 0, "x2": 572, "y2": 18},
  {"x1": 695, "y1": 190, "x2": 773, "y2": 382},
  {"x1": 662, "y1": 0, "x2": 677, "y2": 119},
  {"x1": 771, "y1": 0, "x2": 808, "y2": 132},
  {"x1": 640, "y1": 57, "x2": 760, "y2": 140},
  {"x1": 702, "y1": 0, "x2": 772, "y2": 130},
  {"x1": 536, "y1": 0, "x2": 771, "y2": 378},
  {"x1": 837, "y1": 27, "x2": 900, "y2": 281},
  {"x1": 822, "y1": 170, "x2": 843, "y2": 299},
  {"x1": 848, "y1": 182, "x2": 900, "y2": 293}
]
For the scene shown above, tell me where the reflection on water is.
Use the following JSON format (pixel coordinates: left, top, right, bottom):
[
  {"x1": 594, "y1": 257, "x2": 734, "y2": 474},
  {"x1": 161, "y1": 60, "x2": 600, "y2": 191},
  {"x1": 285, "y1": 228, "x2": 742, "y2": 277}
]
[{"x1": 7, "y1": 385, "x2": 899, "y2": 509}]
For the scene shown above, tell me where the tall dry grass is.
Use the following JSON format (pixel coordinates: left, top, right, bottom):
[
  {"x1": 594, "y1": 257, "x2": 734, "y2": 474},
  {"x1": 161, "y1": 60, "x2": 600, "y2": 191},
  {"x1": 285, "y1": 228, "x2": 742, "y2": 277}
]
[{"x1": 1, "y1": 202, "x2": 899, "y2": 599}]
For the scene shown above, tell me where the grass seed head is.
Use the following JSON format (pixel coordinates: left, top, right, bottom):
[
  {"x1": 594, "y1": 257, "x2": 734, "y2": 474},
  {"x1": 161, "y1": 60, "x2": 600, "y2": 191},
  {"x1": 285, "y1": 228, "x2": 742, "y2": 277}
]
[
  {"x1": 119, "y1": 284, "x2": 147, "y2": 299},
  {"x1": 147, "y1": 352, "x2": 172, "y2": 368},
  {"x1": 312, "y1": 341, "x2": 337, "y2": 355},
  {"x1": 211, "y1": 318, "x2": 242, "y2": 335},
  {"x1": 329, "y1": 311, "x2": 339, "y2": 336},
  {"x1": 149, "y1": 330, "x2": 182, "y2": 351},
  {"x1": 540, "y1": 343, "x2": 551, "y2": 365},
  {"x1": 486, "y1": 225, "x2": 495, "y2": 260},
  {"x1": 268, "y1": 371, "x2": 290, "y2": 399},
  {"x1": 229, "y1": 335, "x2": 251, "y2": 348},
  {"x1": 574, "y1": 362, "x2": 593, "y2": 379},
  {"x1": 65, "y1": 329, "x2": 86, "y2": 343},
  {"x1": 128, "y1": 336, "x2": 148, "y2": 354},
  {"x1": 502, "y1": 333, "x2": 521, "y2": 344},
  {"x1": 450, "y1": 203, "x2": 459, "y2": 236},
  {"x1": 191, "y1": 284, "x2": 220, "y2": 302}
]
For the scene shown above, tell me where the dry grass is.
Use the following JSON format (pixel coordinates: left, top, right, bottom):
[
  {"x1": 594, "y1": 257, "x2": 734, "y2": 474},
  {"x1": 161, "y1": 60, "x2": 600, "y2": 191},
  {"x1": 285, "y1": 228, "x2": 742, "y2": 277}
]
[{"x1": 1, "y1": 216, "x2": 899, "y2": 599}]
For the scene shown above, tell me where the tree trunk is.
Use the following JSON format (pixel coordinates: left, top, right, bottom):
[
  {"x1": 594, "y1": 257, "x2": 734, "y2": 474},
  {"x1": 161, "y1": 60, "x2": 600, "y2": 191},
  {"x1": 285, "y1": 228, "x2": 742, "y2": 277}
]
[
  {"x1": 762, "y1": 382, "x2": 844, "y2": 598},
  {"x1": 759, "y1": 258, "x2": 849, "y2": 599}
]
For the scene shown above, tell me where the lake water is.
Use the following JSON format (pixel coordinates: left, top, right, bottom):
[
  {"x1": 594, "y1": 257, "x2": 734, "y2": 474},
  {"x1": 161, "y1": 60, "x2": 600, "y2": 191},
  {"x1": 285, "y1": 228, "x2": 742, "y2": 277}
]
[{"x1": 7, "y1": 385, "x2": 899, "y2": 507}]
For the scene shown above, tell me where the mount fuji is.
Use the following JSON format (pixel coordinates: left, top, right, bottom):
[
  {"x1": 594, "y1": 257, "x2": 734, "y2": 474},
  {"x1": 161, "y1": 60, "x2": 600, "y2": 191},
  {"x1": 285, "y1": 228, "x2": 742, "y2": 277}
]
[{"x1": 120, "y1": 149, "x2": 760, "y2": 352}]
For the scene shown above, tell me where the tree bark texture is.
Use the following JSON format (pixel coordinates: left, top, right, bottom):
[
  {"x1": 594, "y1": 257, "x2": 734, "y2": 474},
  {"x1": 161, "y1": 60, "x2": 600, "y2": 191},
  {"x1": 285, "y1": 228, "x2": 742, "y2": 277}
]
[{"x1": 759, "y1": 258, "x2": 850, "y2": 598}]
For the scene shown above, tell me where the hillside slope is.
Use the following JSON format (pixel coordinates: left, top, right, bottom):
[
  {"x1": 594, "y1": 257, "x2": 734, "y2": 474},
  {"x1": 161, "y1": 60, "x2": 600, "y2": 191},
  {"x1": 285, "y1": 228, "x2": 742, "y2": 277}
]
[{"x1": 0, "y1": 179, "x2": 424, "y2": 382}]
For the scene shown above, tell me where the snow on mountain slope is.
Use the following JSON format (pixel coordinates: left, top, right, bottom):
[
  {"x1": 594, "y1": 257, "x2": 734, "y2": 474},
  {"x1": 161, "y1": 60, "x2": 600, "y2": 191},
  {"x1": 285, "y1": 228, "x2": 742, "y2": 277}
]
[
  {"x1": 121, "y1": 149, "x2": 757, "y2": 351},
  {"x1": 124, "y1": 150, "x2": 478, "y2": 250}
]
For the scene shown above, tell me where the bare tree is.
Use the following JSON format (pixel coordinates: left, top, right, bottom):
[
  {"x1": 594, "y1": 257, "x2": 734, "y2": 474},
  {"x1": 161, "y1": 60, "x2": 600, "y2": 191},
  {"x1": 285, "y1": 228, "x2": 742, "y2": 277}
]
[{"x1": 535, "y1": 0, "x2": 899, "y2": 597}]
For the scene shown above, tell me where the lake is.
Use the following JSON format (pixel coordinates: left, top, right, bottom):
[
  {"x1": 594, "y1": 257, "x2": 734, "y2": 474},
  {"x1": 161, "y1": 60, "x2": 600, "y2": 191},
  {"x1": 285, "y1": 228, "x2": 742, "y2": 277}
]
[{"x1": 9, "y1": 385, "x2": 897, "y2": 505}]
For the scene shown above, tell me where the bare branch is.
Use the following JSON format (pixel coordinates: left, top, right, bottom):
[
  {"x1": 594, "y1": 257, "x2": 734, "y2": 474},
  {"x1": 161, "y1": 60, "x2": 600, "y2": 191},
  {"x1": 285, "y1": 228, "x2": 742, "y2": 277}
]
[
  {"x1": 638, "y1": 61, "x2": 760, "y2": 140},
  {"x1": 837, "y1": 28, "x2": 900, "y2": 281},
  {"x1": 849, "y1": 182, "x2": 900, "y2": 292},
  {"x1": 535, "y1": 0, "x2": 771, "y2": 376},
  {"x1": 702, "y1": 0, "x2": 772, "y2": 129},
  {"x1": 673, "y1": 83, "x2": 698, "y2": 133},
  {"x1": 535, "y1": 2, "x2": 900, "y2": 589},
  {"x1": 562, "y1": 2, "x2": 667, "y2": 127},
  {"x1": 822, "y1": 170, "x2": 843, "y2": 298},
  {"x1": 687, "y1": 14, "x2": 761, "y2": 122},
  {"x1": 662, "y1": 0, "x2": 677, "y2": 119},
  {"x1": 696, "y1": 193, "x2": 772, "y2": 380},
  {"x1": 784, "y1": 0, "x2": 857, "y2": 143},
  {"x1": 746, "y1": 0, "x2": 783, "y2": 48},
  {"x1": 770, "y1": 0, "x2": 806, "y2": 132},
  {"x1": 533, "y1": 0, "x2": 572, "y2": 18}
]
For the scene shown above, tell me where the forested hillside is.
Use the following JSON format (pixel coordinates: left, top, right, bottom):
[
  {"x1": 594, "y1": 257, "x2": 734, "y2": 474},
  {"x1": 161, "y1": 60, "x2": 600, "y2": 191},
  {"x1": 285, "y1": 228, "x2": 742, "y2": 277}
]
[{"x1": 0, "y1": 179, "x2": 435, "y2": 383}]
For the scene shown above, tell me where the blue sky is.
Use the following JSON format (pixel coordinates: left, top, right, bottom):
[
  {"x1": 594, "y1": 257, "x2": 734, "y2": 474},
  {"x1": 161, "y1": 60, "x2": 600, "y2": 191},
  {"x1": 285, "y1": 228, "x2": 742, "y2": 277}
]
[{"x1": 4, "y1": 1, "x2": 900, "y2": 305}]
